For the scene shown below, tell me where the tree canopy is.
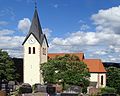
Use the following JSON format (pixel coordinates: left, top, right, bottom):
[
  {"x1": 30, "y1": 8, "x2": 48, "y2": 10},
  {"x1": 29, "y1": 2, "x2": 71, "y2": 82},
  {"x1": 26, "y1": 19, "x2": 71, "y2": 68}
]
[
  {"x1": 0, "y1": 49, "x2": 17, "y2": 81},
  {"x1": 41, "y1": 54, "x2": 90, "y2": 89},
  {"x1": 106, "y1": 66, "x2": 120, "y2": 94}
]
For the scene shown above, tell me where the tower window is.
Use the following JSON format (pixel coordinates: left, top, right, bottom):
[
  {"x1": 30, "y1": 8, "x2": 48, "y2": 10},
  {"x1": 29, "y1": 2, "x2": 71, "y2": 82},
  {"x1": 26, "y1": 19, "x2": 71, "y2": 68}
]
[
  {"x1": 33, "y1": 47, "x2": 35, "y2": 54},
  {"x1": 43, "y1": 48, "x2": 46, "y2": 55},
  {"x1": 101, "y1": 75, "x2": 103, "y2": 85},
  {"x1": 28, "y1": 47, "x2": 31, "y2": 54}
]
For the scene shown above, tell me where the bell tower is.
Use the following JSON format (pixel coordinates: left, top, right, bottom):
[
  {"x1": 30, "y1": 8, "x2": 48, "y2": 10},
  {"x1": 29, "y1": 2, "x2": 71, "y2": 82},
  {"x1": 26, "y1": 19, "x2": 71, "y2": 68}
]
[{"x1": 22, "y1": 7, "x2": 49, "y2": 85}]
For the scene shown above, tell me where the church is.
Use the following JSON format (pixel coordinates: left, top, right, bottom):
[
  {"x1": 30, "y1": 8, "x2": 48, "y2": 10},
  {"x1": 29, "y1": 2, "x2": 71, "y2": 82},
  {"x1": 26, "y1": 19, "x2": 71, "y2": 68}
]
[{"x1": 22, "y1": 7, "x2": 106, "y2": 90}]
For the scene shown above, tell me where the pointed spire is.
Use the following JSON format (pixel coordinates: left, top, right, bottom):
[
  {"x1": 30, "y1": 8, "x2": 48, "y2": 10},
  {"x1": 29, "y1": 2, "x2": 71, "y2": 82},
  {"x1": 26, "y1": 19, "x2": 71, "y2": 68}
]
[
  {"x1": 22, "y1": 8, "x2": 43, "y2": 45},
  {"x1": 28, "y1": 8, "x2": 43, "y2": 43},
  {"x1": 22, "y1": 3, "x2": 49, "y2": 47}
]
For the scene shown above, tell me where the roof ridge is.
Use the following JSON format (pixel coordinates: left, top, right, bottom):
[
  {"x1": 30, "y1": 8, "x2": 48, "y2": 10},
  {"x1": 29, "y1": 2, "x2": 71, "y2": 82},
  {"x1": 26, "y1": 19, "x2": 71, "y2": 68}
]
[
  {"x1": 48, "y1": 52, "x2": 84, "y2": 54},
  {"x1": 83, "y1": 59, "x2": 101, "y2": 61}
]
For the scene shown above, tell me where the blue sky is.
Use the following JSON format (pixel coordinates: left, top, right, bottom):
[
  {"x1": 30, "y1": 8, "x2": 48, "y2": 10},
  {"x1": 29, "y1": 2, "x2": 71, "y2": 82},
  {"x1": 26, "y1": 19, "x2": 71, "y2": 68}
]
[{"x1": 1, "y1": 0, "x2": 120, "y2": 62}]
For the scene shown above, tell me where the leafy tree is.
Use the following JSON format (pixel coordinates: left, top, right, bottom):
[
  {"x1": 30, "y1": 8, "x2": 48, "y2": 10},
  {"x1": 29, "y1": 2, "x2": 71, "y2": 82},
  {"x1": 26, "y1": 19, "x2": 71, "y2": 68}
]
[
  {"x1": 106, "y1": 67, "x2": 120, "y2": 94},
  {"x1": 41, "y1": 54, "x2": 90, "y2": 90},
  {"x1": 0, "y1": 49, "x2": 17, "y2": 81}
]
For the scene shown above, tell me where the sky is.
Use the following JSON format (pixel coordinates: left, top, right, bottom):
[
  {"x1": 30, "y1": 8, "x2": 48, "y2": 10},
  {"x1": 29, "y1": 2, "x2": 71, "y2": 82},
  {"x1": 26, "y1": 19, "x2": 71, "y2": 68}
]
[{"x1": 1, "y1": 0, "x2": 120, "y2": 63}]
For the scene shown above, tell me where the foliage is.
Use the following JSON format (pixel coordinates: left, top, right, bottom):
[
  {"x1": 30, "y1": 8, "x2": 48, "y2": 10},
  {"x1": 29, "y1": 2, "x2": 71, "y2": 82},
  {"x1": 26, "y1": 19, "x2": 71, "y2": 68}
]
[
  {"x1": 41, "y1": 54, "x2": 90, "y2": 90},
  {"x1": 100, "y1": 86, "x2": 116, "y2": 94},
  {"x1": 82, "y1": 87, "x2": 87, "y2": 93},
  {"x1": 106, "y1": 67, "x2": 120, "y2": 94},
  {"x1": 0, "y1": 49, "x2": 18, "y2": 81}
]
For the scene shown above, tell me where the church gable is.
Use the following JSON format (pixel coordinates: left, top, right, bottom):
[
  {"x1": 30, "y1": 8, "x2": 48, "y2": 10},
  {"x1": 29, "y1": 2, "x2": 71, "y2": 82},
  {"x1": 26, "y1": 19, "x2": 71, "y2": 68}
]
[{"x1": 23, "y1": 34, "x2": 40, "y2": 45}]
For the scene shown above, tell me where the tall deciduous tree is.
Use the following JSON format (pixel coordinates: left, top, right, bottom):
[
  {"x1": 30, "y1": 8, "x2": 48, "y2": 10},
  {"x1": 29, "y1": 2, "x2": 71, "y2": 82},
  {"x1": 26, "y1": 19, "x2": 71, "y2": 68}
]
[
  {"x1": 0, "y1": 49, "x2": 17, "y2": 81},
  {"x1": 106, "y1": 67, "x2": 120, "y2": 94},
  {"x1": 41, "y1": 54, "x2": 90, "y2": 89}
]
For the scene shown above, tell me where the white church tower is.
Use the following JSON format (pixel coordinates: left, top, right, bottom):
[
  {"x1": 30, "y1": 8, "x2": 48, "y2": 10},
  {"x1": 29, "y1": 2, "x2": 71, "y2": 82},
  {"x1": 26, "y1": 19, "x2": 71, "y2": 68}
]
[{"x1": 22, "y1": 7, "x2": 49, "y2": 85}]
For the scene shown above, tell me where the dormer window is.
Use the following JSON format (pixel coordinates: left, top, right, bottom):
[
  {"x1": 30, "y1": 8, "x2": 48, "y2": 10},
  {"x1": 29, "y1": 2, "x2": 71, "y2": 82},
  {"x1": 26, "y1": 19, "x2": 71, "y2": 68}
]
[
  {"x1": 33, "y1": 47, "x2": 35, "y2": 54},
  {"x1": 28, "y1": 47, "x2": 31, "y2": 54}
]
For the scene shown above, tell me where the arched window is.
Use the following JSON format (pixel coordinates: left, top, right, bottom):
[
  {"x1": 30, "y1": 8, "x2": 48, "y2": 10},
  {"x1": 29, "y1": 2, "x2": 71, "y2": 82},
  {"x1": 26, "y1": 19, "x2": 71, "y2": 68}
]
[
  {"x1": 33, "y1": 47, "x2": 35, "y2": 54},
  {"x1": 101, "y1": 75, "x2": 103, "y2": 85},
  {"x1": 28, "y1": 47, "x2": 31, "y2": 54}
]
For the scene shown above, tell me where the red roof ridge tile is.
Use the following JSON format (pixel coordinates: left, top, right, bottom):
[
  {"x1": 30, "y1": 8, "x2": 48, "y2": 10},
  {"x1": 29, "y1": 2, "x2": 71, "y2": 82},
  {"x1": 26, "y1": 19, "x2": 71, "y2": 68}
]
[{"x1": 48, "y1": 52, "x2": 84, "y2": 54}]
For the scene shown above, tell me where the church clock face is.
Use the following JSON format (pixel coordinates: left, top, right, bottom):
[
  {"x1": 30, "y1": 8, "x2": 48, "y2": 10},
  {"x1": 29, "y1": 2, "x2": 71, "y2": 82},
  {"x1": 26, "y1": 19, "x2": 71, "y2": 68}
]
[{"x1": 29, "y1": 37, "x2": 35, "y2": 44}]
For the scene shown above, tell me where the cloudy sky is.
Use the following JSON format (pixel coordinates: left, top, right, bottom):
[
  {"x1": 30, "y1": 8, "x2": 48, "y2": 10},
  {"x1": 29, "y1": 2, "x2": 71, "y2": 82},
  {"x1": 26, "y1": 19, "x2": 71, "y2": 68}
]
[{"x1": 1, "y1": 0, "x2": 120, "y2": 62}]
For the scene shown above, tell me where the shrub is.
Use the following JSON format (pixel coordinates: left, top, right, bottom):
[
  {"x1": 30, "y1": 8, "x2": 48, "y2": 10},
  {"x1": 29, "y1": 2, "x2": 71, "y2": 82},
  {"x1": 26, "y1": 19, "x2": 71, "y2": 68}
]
[{"x1": 100, "y1": 86, "x2": 116, "y2": 94}]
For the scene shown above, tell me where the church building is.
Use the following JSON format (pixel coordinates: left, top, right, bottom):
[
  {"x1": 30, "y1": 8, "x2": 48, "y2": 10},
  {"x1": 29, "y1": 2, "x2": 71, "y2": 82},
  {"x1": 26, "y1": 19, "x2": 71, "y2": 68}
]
[{"x1": 22, "y1": 7, "x2": 106, "y2": 90}]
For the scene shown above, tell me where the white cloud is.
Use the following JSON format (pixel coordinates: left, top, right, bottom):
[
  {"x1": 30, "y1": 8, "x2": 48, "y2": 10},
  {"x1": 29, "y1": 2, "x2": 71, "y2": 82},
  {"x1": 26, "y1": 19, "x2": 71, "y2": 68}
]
[
  {"x1": 78, "y1": 20, "x2": 85, "y2": 24},
  {"x1": 92, "y1": 6, "x2": 120, "y2": 34},
  {"x1": 0, "y1": 29, "x2": 15, "y2": 36},
  {"x1": 80, "y1": 24, "x2": 90, "y2": 31},
  {"x1": 50, "y1": 31, "x2": 120, "y2": 47},
  {"x1": 94, "y1": 50, "x2": 107, "y2": 55},
  {"x1": 0, "y1": 28, "x2": 24, "y2": 58},
  {"x1": 18, "y1": 18, "x2": 31, "y2": 33},
  {"x1": 0, "y1": 21, "x2": 8, "y2": 26},
  {"x1": 0, "y1": 8, "x2": 16, "y2": 20},
  {"x1": 42, "y1": 28, "x2": 52, "y2": 38},
  {"x1": 0, "y1": 35, "x2": 25, "y2": 58}
]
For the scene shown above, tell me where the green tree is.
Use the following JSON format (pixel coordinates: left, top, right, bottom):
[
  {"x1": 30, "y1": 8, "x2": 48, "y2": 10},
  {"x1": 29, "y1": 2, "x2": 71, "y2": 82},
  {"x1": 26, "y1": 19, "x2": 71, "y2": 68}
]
[
  {"x1": 0, "y1": 49, "x2": 17, "y2": 81},
  {"x1": 106, "y1": 67, "x2": 120, "y2": 94},
  {"x1": 41, "y1": 54, "x2": 90, "y2": 90}
]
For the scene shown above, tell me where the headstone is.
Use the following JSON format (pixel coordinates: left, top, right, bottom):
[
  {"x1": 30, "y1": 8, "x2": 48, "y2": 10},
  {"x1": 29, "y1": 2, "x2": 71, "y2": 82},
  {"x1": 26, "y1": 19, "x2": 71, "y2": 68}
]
[
  {"x1": 65, "y1": 85, "x2": 81, "y2": 93},
  {"x1": 61, "y1": 93, "x2": 78, "y2": 96},
  {"x1": 46, "y1": 84, "x2": 56, "y2": 95},
  {"x1": 34, "y1": 84, "x2": 46, "y2": 93},
  {"x1": 8, "y1": 81, "x2": 15, "y2": 92},
  {"x1": 19, "y1": 83, "x2": 32, "y2": 94},
  {"x1": 1, "y1": 80, "x2": 10, "y2": 94}
]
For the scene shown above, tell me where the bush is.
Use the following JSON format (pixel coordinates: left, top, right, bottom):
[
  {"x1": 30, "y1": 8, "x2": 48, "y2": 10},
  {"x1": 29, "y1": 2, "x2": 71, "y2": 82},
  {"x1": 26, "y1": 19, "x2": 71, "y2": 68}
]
[{"x1": 100, "y1": 86, "x2": 116, "y2": 94}]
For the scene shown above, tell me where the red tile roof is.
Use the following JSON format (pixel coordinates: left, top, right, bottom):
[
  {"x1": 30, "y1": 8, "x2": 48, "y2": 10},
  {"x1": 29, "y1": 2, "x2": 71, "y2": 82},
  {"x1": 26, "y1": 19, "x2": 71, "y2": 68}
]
[
  {"x1": 48, "y1": 53, "x2": 84, "y2": 61},
  {"x1": 83, "y1": 59, "x2": 106, "y2": 73},
  {"x1": 48, "y1": 53, "x2": 106, "y2": 73}
]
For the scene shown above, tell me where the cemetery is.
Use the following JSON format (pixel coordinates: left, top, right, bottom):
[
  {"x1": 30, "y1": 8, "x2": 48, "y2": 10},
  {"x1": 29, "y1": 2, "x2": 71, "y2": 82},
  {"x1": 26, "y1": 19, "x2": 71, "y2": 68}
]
[{"x1": 0, "y1": 0, "x2": 120, "y2": 96}]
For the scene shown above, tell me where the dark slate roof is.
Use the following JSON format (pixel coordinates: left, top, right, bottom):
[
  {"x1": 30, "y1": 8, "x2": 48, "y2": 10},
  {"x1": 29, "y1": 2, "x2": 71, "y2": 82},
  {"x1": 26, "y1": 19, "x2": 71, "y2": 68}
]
[
  {"x1": 41, "y1": 34, "x2": 49, "y2": 47},
  {"x1": 22, "y1": 9, "x2": 48, "y2": 47}
]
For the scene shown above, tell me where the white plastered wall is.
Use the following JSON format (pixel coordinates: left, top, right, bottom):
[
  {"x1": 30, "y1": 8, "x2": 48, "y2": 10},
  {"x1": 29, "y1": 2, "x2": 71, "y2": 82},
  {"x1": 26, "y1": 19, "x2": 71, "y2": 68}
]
[
  {"x1": 39, "y1": 38, "x2": 48, "y2": 84},
  {"x1": 41, "y1": 38, "x2": 48, "y2": 64},
  {"x1": 24, "y1": 34, "x2": 41, "y2": 85},
  {"x1": 90, "y1": 73, "x2": 106, "y2": 88}
]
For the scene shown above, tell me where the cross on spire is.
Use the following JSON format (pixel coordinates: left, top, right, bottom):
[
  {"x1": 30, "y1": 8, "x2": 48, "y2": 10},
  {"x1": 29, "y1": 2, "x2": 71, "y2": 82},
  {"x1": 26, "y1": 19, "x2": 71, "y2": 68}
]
[{"x1": 34, "y1": 0, "x2": 37, "y2": 9}]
